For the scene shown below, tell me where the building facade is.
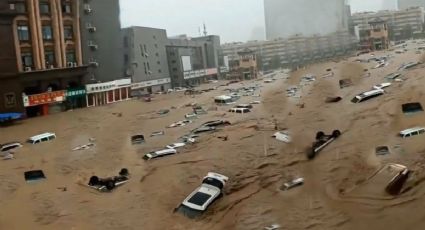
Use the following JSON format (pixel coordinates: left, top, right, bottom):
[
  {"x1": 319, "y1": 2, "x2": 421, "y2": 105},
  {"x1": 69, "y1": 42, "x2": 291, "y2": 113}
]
[
  {"x1": 0, "y1": 0, "x2": 88, "y2": 117},
  {"x1": 399, "y1": 0, "x2": 425, "y2": 9},
  {"x1": 79, "y1": 0, "x2": 123, "y2": 83},
  {"x1": 221, "y1": 31, "x2": 357, "y2": 71},
  {"x1": 227, "y1": 48, "x2": 258, "y2": 80},
  {"x1": 264, "y1": 0, "x2": 350, "y2": 40},
  {"x1": 166, "y1": 35, "x2": 220, "y2": 87},
  {"x1": 360, "y1": 18, "x2": 390, "y2": 50},
  {"x1": 122, "y1": 26, "x2": 171, "y2": 94},
  {"x1": 352, "y1": 7, "x2": 425, "y2": 41}
]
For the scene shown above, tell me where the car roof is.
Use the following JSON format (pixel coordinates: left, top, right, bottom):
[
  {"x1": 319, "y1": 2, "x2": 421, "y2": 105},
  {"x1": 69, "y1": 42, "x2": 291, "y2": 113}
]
[
  {"x1": 359, "y1": 89, "x2": 384, "y2": 97},
  {"x1": 29, "y1": 132, "x2": 55, "y2": 141},
  {"x1": 182, "y1": 184, "x2": 220, "y2": 210},
  {"x1": 400, "y1": 127, "x2": 425, "y2": 135},
  {"x1": 1, "y1": 142, "x2": 21, "y2": 147}
]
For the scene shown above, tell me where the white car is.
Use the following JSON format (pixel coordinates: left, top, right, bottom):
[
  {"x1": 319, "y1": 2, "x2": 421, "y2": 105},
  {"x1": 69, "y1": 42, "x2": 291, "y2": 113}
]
[
  {"x1": 1, "y1": 142, "x2": 23, "y2": 152},
  {"x1": 176, "y1": 172, "x2": 228, "y2": 218},
  {"x1": 373, "y1": 82, "x2": 391, "y2": 90},
  {"x1": 143, "y1": 148, "x2": 177, "y2": 160},
  {"x1": 168, "y1": 120, "x2": 192, "y2": 128},
  {"x1": 282, "y1": 178, "x2": 304, "y2": 190},
  {"x1": 174, "y1": 87, "x2": 187, "y2": 92},
  {"x1": 166, "y1": 143, "x2": 186, "y2": 149}
]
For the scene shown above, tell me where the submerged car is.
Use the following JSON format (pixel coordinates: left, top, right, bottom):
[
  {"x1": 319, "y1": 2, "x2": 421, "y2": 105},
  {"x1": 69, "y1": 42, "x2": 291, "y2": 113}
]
[
  {"x1": 308, "y1": 130, "x2": 341, "y2": 159},
  {"x1": 201, "y1": 120, "x2": 231, "y2": 127},
  {"x1": 143, "y1": 148, "x2": 177, "y2": 160},
  {"x1": 175, "y1": 172, "x2": 228, "y2": 218},
  {"x1": 281, "y1": 177, "x2": 304, "y2": 190},
  {"x1": 1, "y1": 142, "x2": 23, "y2": 152},
  {"x1": 88, "y1": 168, "x2": 130, "y2": 192},
  {"x1": 166, "y1": 143, "x2": 186, "y2": 149}
]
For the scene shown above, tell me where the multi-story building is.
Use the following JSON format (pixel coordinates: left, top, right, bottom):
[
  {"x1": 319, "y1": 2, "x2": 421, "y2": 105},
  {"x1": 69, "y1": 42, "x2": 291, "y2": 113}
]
[
  {"x1": 352, "y1": 7, "x2": 425, "y2": 41},
  {"x1": 264, "y1": 0, "x2": 350, "y2": 40},
  {"x1": 166, "y1": 35, "x2": 220, "y2": 87},
  {"x1": 79, "y1": 0, "x2": 123, "y2": 83},
  {"x1": 221, "y1": 31, "x2": 357, "y2": 71},
  {"x1": 399, "y1": 0, "x2": 425, "y2": 9},
  {"x1": 360, "y1": 18, "x2": 390, "y2": 50},
  {"x1": 122, "y1": 26, "x2": 171, "y2": 94},
  {"x1": 0, "y1": 0, "x2": 88, "y2": 117}
]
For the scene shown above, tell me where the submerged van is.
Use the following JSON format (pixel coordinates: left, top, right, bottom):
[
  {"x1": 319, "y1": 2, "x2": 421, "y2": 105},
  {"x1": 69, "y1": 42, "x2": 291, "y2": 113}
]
[
  {"x1": 399, "y1": 127, "x2": 425, "y2": 138},
  {"x1": 28, "y1": 132, "x2": 56, "y2": 144},
  {"x1": 351, "y1": 89, "x2": 384, "y2": 103}
]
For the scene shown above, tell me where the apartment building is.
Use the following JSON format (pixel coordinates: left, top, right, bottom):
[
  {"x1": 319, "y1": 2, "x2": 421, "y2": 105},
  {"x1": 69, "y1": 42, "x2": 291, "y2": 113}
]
[
  {"x1": 166, "y1": 35, "x2": 220, "y2": 87},
  {"x1": 399, "y1": 0, "x2": 425, "y2": 9},
  {"x1": 352, "y1": 7, "x2": 425, "y2": 41},
  {"x1": 79, "y1": 0, "x2": 123, "y2": 83},
  {"x1": 122, "y1": 26, "x2": 171, "y2": 94},
  {"x1": 0, "y1": 0, "x2": 88, "y2": 117},
  {"x1": 221, "y1": 31, "x2": 357, "y2": 71}
]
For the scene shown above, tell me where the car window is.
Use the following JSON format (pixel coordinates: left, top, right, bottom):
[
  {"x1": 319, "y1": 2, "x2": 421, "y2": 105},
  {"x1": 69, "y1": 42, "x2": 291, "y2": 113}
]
[
  {"x1": 2, "y1": 145, "x2": 17, "y2": 152},
  {"x1": 419, "y1": 129, "x2": 425, "y2": 134},
  {"x1": 48, "y1": 135, "x2": 55, "y2": 140},
  {"x1": 35, "y1": 140, "x2": 40, "y2": 144},
  {"x1": 412, "y1": 131, "x2": 419, "y2": 136},
  {"x1": 41, "y1": 137, "x2": 49, "y2": 142}
]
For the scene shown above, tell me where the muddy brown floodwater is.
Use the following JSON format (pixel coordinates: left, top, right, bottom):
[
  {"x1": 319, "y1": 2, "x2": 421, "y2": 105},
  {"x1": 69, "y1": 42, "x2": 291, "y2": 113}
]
[{"x1": 2, "y1": 41, "x2": 425, "y2": 230}]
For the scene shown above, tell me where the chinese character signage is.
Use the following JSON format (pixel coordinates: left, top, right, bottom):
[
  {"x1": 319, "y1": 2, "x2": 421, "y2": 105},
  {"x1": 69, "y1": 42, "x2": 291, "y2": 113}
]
[
  {"x1": 66, "y1": 88, "x2": 87, "y2": 99},
  {"x1": 24, "y1": 90, "x2": 66, "y2": 107}
]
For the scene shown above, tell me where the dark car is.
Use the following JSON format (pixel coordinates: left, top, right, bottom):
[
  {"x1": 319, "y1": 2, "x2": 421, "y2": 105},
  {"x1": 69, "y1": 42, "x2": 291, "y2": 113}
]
[
  {"x1": 88, "y1": 168, "x2": 130, "y2": 191},
  {"x1": 201, "y1": 120, "x2": 231, "y2": 127},
  {"x1": 307, "y1": 130, "x2": 341, "y2": 159},
  {"x1": 131, "y1": 135, "x2": 145, "y2": 144}
]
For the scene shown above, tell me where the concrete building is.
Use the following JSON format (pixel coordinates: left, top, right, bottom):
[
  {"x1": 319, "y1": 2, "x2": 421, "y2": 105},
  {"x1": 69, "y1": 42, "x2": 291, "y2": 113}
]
[
  {"x1": 227, "y1": 48, "x2": 258, "y2": 80},
  {"x1": 264, "y1": 0, "x2": 350, "y2": 40},
  {"x1": 352, "y1": 7, "x2": 425, "y2": 41},
  {"x1": 166, "y1": 35, "x2": 220, "y2": 87},
  {"x1": 399, "y1": 0, "x2": 425, "y2": 9},
  {"x1": 359, "y1": 18, "x2": 390, "y2": 50},
  {"x1": 0, "y1": 0, "x2": 88, "y2": 117},
  {"x1": 221, "y1": 31, "x2": 357, "y2": 71},
  {"x1": 122, "y1": 26, "x2": 171, "y2": 94},
  {"x1": 79, "y1": 0, "x2": 123, "y2": 83}
]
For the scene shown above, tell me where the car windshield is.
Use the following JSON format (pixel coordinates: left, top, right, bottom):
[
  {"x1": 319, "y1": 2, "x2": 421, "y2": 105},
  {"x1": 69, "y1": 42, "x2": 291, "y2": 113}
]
[{"x1": 187, "y1": 192, "x2": 212, "y2": 206}]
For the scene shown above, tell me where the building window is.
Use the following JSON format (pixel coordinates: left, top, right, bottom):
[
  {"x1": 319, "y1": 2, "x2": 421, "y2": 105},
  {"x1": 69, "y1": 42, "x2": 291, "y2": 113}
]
[
  {"x1": 124, "y1": 54, "x2": 128, "y2": 64},
  {"x1": 21, "y1": 53, "x2": 33, "y2": 67},
  {"x1": 10, "y1": 2, "x2": 27, "y2": 13},
  {"x1": 144, "y1": 44, "x2": 148, "y2": 54},
  {"x1": 45, "y1": 51, "x2": 55, "y2": 66},
  {"x1": 153, "y1": 35, "x2": 156, "y2": 39},
  {"x1": 42, "y1": 25, "x2": 53, "y2": 40},
  {"x1": 66, "y1": 51, "x2": 76, "y2": 63},
  {"x1": 154, "y1": 44, "x2": 158, "y2": 48},
  {"x1": 17, "y1": 25, "x2": 29, "y2": 41},
  {"x1": 64, "y1": 25, "x2": 73, "y2": 40},
  {"x1": 158, "y1": 69, "x2": 162, "y2": 73},
  {"x1": 143, "y1": 62, "x2": 147, "y2": 74},
  {"x1": 147, "y1": 62, "x2": 150, "y2": 71},
  {"x1": 39, "y1": 1, "x2": 50, "y2": 14},
  {"x1": 62, "y1": 1, "x2": 72, "y2": 14},
  {"x1": 173, "y1": 67, "x2": 177, "y2": 71},
  {"x1": 155, "y1": 52, "x2": 159, "y2": 57},
  {"x1": 171, "y1": 60, "x2": 176, "y2": 64},
  {"x1": 157, "y1": 61, "x2": 160, "y2": 65},
  {"x1": 169, "y1": 52, "x2": 175, "y2": 56},
  {"x1": 140, "y1": 45, "x2": 143, "y2": 56},
  {"x1": 124, "y1": 36, "x2": 128, "y2": 48}
]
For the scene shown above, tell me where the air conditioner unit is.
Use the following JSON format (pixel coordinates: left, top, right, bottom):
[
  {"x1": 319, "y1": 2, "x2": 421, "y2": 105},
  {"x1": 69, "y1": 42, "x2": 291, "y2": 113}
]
[
  {"x1": 24, "y1": 66, "x2": 32, "y2": 72},
  {"x1": 67, "y1": 62, "x2": 74, "y2": 67},
  {"x1": 88, "y1": 41, "x2": 98, "y2": 50},
  {"x1": 145, "y1": 53, "x2": 149, "y2": 57},
  {"x1": 89, "y1": 61, "x2": 99, "y2": 67},
  {"x1": 73, "y1": 62, "x2": 78, "y2": 67},
  {"x1": 86, "y1": 23, "x2": 96, "y2": 32},
  {"x1": 84, "y1": 4, "x2": 92, "y2": 13},
  {"x1": 148, "y1": 71, "x2": 152, "y2": 74},
  {"x1": 48, "y1": 65, "x2": 54, "y2": 69}
]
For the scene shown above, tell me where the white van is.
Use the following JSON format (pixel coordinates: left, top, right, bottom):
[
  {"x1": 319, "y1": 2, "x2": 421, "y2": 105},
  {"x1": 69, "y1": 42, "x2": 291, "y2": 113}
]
[
  {"x1": 228, "y1": 108, "x2": 251, "y2": 114},
  {"x1": 399, "y1": 127, "x2": 425, "y2": 138},
  {"x1": 351, "y1": 89, "x2": 384, "y2": 103},
  {"x1": 28, "y1": 132, "x2": 56, "y2": 144},
  {"x1": 143, "y1": 148, "x2": 177, "y2": 160}
]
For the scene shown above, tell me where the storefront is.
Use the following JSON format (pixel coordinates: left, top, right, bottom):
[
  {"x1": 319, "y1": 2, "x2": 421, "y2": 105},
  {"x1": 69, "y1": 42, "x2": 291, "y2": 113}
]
[
  {"x1": 23, "y1": 90, "x2": 67, "y2": 116},
  {"x1": 66, "y1": 87, "x2": 87, "y2": 109},
  {"x1": 86, "y1": 79, "x2": 131, "y2": 107},
  {"x1": 131, "y1": 78, "x2": 171, "y2": 96}
]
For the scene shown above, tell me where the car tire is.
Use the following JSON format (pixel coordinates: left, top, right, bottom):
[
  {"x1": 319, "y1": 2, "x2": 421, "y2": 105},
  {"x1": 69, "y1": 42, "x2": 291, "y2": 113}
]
[
  {"x1": 316, "y1": 131, "x2": 325, "y2": 140},
  {"x1": 332, "y1": 130, "x2": 341, "y2": 138},
  {"x1": 89, "y1": 176, "x2": 99, "y2": 186},
  {"x1": 307, "y1": 150, "x2": 316, "y2": 160},
  {"x1": 105, "y1": 180, "x2": 116, "y2": 191},
  {"x1": 119, "y1": 168, "x2": 129, "y2": 176}
]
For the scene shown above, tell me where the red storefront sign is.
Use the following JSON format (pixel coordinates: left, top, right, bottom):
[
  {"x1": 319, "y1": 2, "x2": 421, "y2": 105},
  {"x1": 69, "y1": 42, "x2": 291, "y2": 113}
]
[{"x1": 25, "y1": 90, "x2": 66, "y2": 107}]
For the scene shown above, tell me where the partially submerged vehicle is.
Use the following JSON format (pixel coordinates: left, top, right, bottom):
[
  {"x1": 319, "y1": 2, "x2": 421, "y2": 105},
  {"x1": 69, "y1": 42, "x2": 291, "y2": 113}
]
[
  {"x1": 399, "y1": 127, "x2": 425, "y2": 138},
  {"x1": 385, "y1": 164, "x2": 410, "y2": 196},
  {"x1": 28, "y1": 132, "x2": 56, "y2": 144},
  {"x1": 375, "y1": 146, "x2": 390, "y2": 155},
  {"x1": 143, "y1": 148, "x2": 177, "y2": 160},
  {"x1": 24, "y1": 170, "x2": 46, "y2": 182},
  {"x1": 308, "y1": 130, "x2": 341, "y2": 159},
  {"x1": 0, "y1": 113, "x2": 24, "y2": 124},
  {"x1": 272, "y1": 131, "x2": 291, "y2": 143},
  {"x1": 175, "y1": 172, "x2": 228, "y2": 218},
  {"x1": 192, "y1": 126, "x2": 216, "y2": 134},
  {"x1": 281, "y1": 178, "x2": 304, "y2": 190},
  {"x1": 88, "y1": 168, "x2": 130, "y2": 192},
  {"x1": 1, "y1": 142, "x2": 22, "y2": 153},
  {"x1": 325, "y1": 96, "x2": 342, "y2": 103},
  {"x1": 402, "y1": 103, "x2": 424, "y2": 114},
  {"x1": 150, "y1": 131, "x2": 165, "y2": 137},
  {"x1": 372, "y1": 82, "x2": 391, "y2": 90},
  {"x1": 131, "y1": 134, "x2": 145, "y2": 145},
  {"x1": 166, "y1": 143, "x2": 186, "y2": 149},
  {"x1": 351, "y1": 89, "x2": 384, "y2": 103},
  {"x1": 168, "y1": 120, "x2": 192, "y2": 128},
  {"x1": 214, "y1": 95, "x2": 234, "y2": 105},
  {"x1": 339, "y1": 79, "x2": 353, "y2": 89},
  {"x1": 201, "y1": 120, "x2": 231, "y2": 127}
]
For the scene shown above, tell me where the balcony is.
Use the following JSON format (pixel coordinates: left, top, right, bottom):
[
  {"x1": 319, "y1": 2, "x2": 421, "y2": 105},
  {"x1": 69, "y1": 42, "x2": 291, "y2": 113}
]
[
  {"x1": 86, "y1": 23, "x2": 96, "y2": 32},
  {"x1": 83, "y1": 4, "x2": 92, "y2": 14},
  {"x1": 88, "y1": 41, "x2": 98, "y2": 50}
]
